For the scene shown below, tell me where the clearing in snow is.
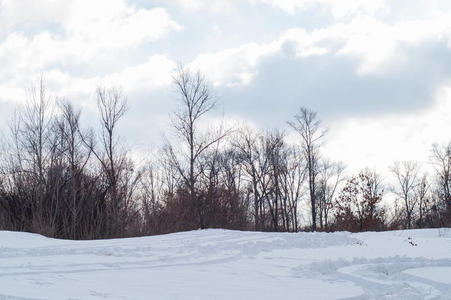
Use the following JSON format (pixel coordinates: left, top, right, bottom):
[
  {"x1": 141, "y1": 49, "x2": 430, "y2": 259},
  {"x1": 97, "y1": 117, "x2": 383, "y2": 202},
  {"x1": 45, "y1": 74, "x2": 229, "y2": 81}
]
[{"x1": 0, "y1": 229, "x2": 451, "y2": 299}]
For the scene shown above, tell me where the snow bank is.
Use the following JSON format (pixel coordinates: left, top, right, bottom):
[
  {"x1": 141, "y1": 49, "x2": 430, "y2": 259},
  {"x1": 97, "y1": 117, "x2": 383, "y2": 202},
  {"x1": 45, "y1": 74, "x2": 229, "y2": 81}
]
[{"x1": 0, "y1": 229, "x2": 450, "y2": 299}]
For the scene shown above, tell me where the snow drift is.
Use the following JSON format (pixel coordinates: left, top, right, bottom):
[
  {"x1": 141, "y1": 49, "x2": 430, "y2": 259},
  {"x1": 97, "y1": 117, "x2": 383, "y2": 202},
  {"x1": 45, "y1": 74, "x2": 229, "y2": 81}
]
[{"x1": 0, "y1": 228, "x2": 450, "y2": 299}]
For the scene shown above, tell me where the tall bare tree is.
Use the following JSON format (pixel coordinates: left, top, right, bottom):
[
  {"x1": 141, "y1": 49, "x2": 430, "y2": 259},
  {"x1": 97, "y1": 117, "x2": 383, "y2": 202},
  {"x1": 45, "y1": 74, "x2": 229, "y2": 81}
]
[
  {"x1": 234, "y1": 129, "x2": 272, "y2": 230},
  {"x1": 288, "y1": 107, "x2": 325, "y2": 231},
  {"x1": 10, "y1": 76, "x2": 54, "y2": 232},
  {"x1": 19, "y1": 77, "x2": 53, "y2": 184},
  {"x1": 55, "y1": 100, "x2": 94, "y2": 238},
  {"x1": 168, "y1": 66, "x2": 227, "y2": 229},
  {"x1": 391, "y1": 161, "x2": 420, "y2": 229},
  {"x1": 317, "y1": 160, "x2": 345, "y2": 230},
  {"x1": 91, "y1": 86, "x2": 131, "y2": 236},
  {"x1": 415, "y1": 174, "x2": 430, "y2": 228},
  {"x1": 431, "y1": 143, "x2": 451, "y2": 218},
  {"x1": 279, "y1": 145, "x2": 305, "y2": 232}
]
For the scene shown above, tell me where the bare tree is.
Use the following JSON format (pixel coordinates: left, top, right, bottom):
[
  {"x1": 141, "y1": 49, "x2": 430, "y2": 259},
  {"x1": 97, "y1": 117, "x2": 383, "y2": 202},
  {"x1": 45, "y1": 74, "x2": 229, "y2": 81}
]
[
  {"x1": 54, "y1": 100, "x2": 95, "y2": 238},
  {"x1": 10, "y1": 76, "x2": 55, "y2": 233},
  {"x1": 235, "y1": 131, "x2": 276, "y2": 230},
  {"x1": 263, "y1": 130, "x2": 285, "y2": 231},
  {"x1": 317, "y1": 160, "x2": 345, "y2": 230},
  {"x1": 90, "y1": 86, "x2": 131, "y2": 237},
  {"x1": 415, "y1": 174, "x2": 430, "y2": 228},
  {"x1": 234, "y1": 129, "x2": 273, "y2": 230},
  {"x1": 288, "y1": 107, "x2": 325, "y2": 231},
  {"x1": 279, "y1": 146, "x2": 305, "y2": 232},
  {"x1": 335, "y1": 169, "x2": 385, "y2": 231},
  {"x1": 233, "y1": 128, "x2": 305, "y2": 232},
  {"x1": 431, "y1": 143, "x2": 451, "y2": 218},
  {"x1": 140, "y1": 158, "x2": 175, "y2": 235},
  {"x1": 2, "y1": 81, "x2": 117, "y2": 239},
  {"x1": 216, "y1": 148, "x2": 249, "y2": 229},
  {"x1": 169, "y1": 66, "x2": 227, "y2": 229},
  {"x1": 391, "y1": 161, "x2": 420, "y2": 229},
  {"x1": 19, "y1": 77, "x2": 54, "y2": 184}
]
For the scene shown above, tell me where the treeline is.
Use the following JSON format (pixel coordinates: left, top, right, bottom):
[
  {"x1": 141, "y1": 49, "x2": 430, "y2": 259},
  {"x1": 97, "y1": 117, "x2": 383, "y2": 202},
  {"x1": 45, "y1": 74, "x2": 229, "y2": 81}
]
[{"x1": 0, "y1": 70, "x2": 450, "y2": 239}]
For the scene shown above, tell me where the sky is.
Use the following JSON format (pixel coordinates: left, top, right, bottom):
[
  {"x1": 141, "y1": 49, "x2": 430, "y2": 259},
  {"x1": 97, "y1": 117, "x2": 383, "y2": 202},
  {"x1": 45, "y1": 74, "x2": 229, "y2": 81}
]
[{"x1": 1, "y1": 0, "x2": 451, "y2": 177}]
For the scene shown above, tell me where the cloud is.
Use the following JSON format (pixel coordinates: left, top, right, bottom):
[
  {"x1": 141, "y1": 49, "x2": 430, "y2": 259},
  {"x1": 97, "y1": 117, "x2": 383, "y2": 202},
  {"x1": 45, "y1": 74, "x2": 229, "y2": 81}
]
[
  {"x1": 0, "y1": 0, "x2": 180, "y2": 126},
  {"x1": 35, "y1": 54, "x2": 176, "y2": 110},
  {"x1": 189, "y1": 43, "x2": 278, "y2": 87},
  {"x1": 104, "y1": 55, "x2": 176, "y2": 93},
  {"x1": 323, "y1": 82, "x2": 451, "y2": 174},
  {"x1": 186, "y1": 9, "x2": 451, "y2": 89},
  {"x1": 0, "y1": 0, "x2": 70, "y2": 36},
  {"x1": 65, "y1": 2, "x2": 181, "y2": 52},
  {"x1": 188, "y1": 27, "x2": 330, "y2": 87},
  {"x1": 1, "y1": 0, "x2": 451, "y2": 178},
  {"x1": 219, "y1": 36, "x2": 451, "y2": 123},
  {"x1": 172, "y1": 0, "x2": 233, "y2": 12},
  {"x1": 169, "y1": 0, "x2": 388, "y2": 18},
  {"x1": 336, "y1": 15, "x2": 451, "y2": 74},
  {"x1": 251, "y1": 0, "x2": 388, "y2": 18},
  {"x1": 0, "y1": 1, "x2": 180, "y2": 77}
]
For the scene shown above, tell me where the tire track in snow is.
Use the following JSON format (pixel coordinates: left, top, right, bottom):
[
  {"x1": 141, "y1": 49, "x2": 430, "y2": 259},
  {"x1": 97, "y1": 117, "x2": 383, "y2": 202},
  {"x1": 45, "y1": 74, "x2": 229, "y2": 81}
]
[{"x1": 321, "y1": 258, "x2": 451, "y2": 299}]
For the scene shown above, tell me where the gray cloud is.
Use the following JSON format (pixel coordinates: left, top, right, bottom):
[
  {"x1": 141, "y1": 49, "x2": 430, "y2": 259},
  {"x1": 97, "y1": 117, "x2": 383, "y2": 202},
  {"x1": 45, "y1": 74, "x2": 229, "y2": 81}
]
[
  {"x1": 216, "y1": 39, "x2": 451, "y2": 127},
  {"x1": 2, "y1": 0, "x2": 451, "y2": 170}
]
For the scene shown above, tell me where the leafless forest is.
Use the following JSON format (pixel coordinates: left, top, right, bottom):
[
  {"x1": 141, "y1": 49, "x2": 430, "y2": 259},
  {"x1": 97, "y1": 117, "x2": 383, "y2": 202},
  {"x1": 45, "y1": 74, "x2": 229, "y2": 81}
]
[{"x1": 0, "y1": 68, "x2": 450, "y2": 239}]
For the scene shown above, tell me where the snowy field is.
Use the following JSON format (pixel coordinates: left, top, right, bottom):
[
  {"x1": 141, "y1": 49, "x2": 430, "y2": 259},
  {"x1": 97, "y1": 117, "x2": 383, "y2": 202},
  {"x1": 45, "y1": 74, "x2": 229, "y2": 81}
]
[{"x1": 0, "y1": 229, "x2": 451, "y2": 299}]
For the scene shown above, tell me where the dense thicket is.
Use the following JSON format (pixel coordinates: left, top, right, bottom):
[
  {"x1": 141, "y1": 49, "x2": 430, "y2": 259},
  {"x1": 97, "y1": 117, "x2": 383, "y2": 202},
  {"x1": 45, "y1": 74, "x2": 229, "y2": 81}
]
[{"x1": 0, "y1": 73, "x2": 450, "y2": 239}]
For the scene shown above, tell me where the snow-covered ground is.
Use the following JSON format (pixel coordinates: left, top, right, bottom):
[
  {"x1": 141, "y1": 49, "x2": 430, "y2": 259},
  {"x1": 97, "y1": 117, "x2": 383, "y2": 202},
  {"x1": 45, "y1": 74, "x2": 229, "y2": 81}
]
[{"x1": 0, "y1": 229, "x2": 451, "y2": 299}]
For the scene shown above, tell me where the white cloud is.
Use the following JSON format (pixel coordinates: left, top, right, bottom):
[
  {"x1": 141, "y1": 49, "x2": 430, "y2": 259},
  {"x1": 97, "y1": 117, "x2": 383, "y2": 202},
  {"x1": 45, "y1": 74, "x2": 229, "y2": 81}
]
[
  {"x1": 104, "y1": 55, "x2": 176, "y2": 92},
  {"x1": 189, "y1": 43, "x2": 278, "y2": 86},
  {"x1": 323, "y1": 82, "x2": 451, "y2": 175},
  {"x1": 187, "y1": 9, "x2": 451, "y2": 86},
  {"x1": 173, "y1": 0, "x2": 233, "y2": 12},
  {"x1": 172, "y1": 0, "x2": 388, "y2": 17},
  {"x1": 0, "y1": 53, "x2": 176, "y2": 118},
  {"x1": 0, "y1": 1, "x2": 180, "y2": 75},
  {"x1": 65, "y1": 2, "x2": 181, "y2": 52},
  {"x1": 1, "y1": 0, "x2": 451, "y2": 180},
  {"x1": 0, "y1": 0, "x2": 71, "y2": 36},
  {"x1": 188, "y1": 28, "x2": 331, "y2": 86},
  {"x1": 0, "y1": 0, "x2": 180, "y2": 115},
  {"x1": 0, "y1": 0, "x2": 182, "y2": 43},
  {"x1": 252, "y1": 0, "x2": 388, "y2": 18},
  {"x1": 337, "y1": 15, "x2": 451, "y2": 74},
  {"x1": 43, "y1": 55, "x2": 176, "y2": 110}
]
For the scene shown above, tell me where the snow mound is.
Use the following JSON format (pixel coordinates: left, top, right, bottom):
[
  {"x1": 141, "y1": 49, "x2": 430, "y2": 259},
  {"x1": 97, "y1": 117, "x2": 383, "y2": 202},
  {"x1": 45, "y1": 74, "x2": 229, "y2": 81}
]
[{"x1": 0, "y1": 229, "x2": 450, "y2": 299}]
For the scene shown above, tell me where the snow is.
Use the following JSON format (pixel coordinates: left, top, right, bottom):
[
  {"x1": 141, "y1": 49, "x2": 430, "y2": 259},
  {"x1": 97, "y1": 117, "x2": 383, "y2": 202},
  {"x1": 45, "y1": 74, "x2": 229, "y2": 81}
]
[
  {"x1": 0, "y1": 229, "x2": 450, "y2": 299},
  {"x1": 404, "y1": 267, "x2": 451, "y2": 284}
]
